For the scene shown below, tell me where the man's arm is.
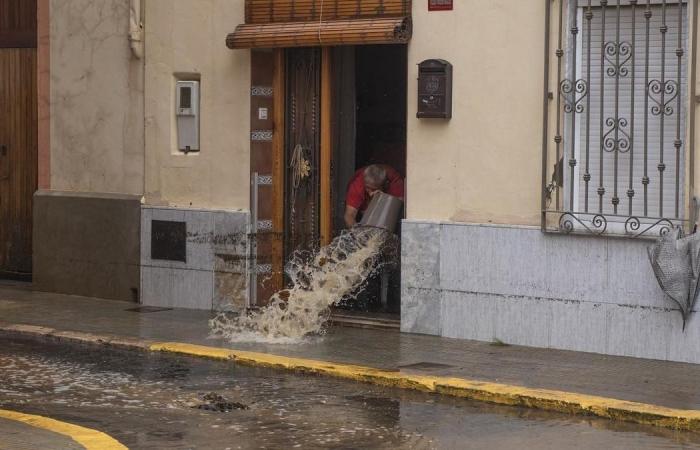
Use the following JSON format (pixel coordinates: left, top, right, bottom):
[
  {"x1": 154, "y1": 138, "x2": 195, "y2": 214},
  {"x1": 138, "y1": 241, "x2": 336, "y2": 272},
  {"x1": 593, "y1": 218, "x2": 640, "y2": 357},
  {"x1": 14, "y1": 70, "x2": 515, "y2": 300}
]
[
  {"x1": 344, "y1": 205, "x2": 359, "y2": 228},
  {"x1": 386, "y1": 167, "x2": 405, "y2": 200}
]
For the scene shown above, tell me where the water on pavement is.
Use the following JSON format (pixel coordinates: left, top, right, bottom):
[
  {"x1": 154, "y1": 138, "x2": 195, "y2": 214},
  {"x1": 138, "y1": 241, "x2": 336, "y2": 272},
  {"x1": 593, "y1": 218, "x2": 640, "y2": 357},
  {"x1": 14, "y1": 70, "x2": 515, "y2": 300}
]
[{"x1": 1, "y1": 338, "x2": 699, "y2": 449}]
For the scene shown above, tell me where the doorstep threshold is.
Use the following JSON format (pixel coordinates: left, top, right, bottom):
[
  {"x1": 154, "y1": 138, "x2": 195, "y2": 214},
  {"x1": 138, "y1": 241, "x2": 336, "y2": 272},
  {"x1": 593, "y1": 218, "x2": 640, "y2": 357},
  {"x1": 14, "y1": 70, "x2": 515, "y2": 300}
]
[{"x1": 330, "y1": 310, "x2": 400, "y2": 331}]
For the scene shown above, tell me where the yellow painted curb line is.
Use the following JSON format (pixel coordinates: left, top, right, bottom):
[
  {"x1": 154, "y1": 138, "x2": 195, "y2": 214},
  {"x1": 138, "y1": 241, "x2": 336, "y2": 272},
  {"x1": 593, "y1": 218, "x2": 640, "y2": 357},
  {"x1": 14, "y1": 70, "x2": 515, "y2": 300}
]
[
  {"x1": 0, "y1": 409, "x2": 127, "y2": 449},
  {"x1": 150, "y1": 341, "x2": 700, "y2": 432}
]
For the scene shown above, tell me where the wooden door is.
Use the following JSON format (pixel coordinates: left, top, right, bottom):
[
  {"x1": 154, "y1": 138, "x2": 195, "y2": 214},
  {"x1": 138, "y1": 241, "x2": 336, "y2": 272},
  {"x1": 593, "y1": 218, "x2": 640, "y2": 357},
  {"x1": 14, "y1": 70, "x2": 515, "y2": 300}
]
[
  {"x1": 284, "y1": 47, "x2": 322, "y2": 259},
  {"x1": 248, "y1": 47, "x2": 332, "y2": 306},
  {"x1": 0, "y1": 0, "x2": 37, "y2": 278}
]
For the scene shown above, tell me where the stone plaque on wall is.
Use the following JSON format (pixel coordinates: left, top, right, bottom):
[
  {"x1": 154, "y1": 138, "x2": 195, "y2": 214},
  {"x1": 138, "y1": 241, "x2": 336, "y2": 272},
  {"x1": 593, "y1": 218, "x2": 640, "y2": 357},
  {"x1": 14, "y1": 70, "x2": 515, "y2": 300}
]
[{"x1": 151, "y1": 220, "x2": 186, "y2": 262}]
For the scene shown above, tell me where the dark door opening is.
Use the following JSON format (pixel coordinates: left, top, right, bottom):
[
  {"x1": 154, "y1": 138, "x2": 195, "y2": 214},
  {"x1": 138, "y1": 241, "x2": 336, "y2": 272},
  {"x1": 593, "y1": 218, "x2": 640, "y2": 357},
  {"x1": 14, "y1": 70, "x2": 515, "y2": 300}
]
[
  {"x1": 332, "y1": 44, "x2": 407, "y2": 315},
  {"x1": 355, "y1": 45, "x2": 407, "y2": 178}
]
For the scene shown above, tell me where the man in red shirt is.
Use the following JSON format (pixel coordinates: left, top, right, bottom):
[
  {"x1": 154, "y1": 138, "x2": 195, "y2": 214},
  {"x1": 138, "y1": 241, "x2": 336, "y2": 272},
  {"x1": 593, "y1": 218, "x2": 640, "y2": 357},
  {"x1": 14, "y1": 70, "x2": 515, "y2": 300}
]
[{"x1": 344, "y1": 164, "x2": 404, "y2": 228}]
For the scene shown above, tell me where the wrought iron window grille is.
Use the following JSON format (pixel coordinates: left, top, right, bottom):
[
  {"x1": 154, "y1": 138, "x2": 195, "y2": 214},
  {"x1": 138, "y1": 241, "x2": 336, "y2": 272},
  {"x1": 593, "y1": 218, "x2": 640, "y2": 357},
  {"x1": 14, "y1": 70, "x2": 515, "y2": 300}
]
[{"x1": 542, "y1": 0, "x2": 698, "y2": 238}]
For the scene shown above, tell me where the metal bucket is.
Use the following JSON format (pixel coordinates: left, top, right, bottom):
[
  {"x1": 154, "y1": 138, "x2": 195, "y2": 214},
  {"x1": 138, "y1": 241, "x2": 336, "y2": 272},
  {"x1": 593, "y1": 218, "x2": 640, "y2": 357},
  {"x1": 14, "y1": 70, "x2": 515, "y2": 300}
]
[{"x1": 359, "y1": 192, "x2": 403, "y2": 233}]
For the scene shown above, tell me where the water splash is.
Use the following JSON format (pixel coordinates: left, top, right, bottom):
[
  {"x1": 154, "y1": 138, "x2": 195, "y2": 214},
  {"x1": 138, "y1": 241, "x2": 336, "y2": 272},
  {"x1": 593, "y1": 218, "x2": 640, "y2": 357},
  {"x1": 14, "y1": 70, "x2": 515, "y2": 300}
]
[{"x1": 210, "y1": 227, "x2": 396, "y2": 343}]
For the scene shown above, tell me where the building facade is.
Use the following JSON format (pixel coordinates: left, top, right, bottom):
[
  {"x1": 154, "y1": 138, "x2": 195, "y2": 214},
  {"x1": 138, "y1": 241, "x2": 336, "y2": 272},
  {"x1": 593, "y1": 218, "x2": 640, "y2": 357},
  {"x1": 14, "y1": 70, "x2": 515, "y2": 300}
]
[{"x1": 11, "y1": 0, "x2": 700, "y2": 363}]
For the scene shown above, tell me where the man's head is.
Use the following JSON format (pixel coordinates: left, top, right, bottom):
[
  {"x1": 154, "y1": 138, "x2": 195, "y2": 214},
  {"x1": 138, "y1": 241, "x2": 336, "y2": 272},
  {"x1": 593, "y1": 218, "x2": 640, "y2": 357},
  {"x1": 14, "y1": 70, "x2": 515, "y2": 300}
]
[{"x1": 363, "y1": 164, "x2": 387, "y2": 196}]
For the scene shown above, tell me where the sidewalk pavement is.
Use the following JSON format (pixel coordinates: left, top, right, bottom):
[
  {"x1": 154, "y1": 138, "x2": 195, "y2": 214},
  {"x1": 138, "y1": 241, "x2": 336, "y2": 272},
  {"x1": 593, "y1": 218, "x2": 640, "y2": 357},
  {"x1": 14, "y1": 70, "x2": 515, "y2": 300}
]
[
  {"x1": 0, "y1": 409, "x2": 126, "y2": 449},
  {"x1": 0, "y1": 416, "x2": 81, "y2": 450},
  {"x1": 2, "y1": 286, "x2": 700, "y2": 430}
]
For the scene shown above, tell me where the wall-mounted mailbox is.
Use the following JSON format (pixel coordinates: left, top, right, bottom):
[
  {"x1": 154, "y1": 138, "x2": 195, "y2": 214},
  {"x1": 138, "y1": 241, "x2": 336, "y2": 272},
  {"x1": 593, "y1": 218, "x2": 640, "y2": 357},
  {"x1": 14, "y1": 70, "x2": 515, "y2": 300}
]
[{"x1": 417, "y1": 59, "x2": 452, "y2": 119}]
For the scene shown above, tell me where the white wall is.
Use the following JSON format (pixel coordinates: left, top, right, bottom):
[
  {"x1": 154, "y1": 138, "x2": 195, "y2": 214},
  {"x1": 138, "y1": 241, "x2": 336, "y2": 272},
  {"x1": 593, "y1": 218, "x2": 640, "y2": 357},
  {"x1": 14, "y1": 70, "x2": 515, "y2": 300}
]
[
  {"x1": 406, "y1": 1, "x2": 548, "y2": 226},
  {"x1": 144, "y1": 0, "x2": 251, "y2": 210},
  {"x1": 50, "y1": 0, "x2": 144, "y2": 195}
]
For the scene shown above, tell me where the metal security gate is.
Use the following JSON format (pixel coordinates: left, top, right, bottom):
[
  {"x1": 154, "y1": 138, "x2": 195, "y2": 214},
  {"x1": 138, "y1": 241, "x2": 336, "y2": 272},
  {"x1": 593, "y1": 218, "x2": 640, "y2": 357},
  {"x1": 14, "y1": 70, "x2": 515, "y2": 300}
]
[{"x1": 542, "y1": 0, "x2": 697, "y2": 237}]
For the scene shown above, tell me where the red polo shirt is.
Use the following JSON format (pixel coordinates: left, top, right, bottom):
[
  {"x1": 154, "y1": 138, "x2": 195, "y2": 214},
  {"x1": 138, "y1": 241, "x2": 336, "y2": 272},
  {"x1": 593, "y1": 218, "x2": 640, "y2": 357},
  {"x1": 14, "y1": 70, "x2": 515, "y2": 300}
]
[{"x1": 345, "y1": 166, "x2": 404, "y2": 212}]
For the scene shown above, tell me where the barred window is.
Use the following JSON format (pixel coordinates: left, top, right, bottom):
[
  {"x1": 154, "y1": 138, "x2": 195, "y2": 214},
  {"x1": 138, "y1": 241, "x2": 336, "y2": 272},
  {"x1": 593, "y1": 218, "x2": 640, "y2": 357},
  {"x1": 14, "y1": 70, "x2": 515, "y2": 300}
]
[{"x1": 543, "y1": 0, "x2": 694, "y2": 237}]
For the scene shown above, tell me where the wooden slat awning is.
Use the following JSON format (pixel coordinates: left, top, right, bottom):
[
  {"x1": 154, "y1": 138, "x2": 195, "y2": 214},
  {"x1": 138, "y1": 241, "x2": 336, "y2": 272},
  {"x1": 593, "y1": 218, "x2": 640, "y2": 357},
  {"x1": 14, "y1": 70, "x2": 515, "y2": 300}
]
[
  {"x1": 226, "y1": 16, "x2": 411, "y2": 49},
  {"x1": 245, "y1": 0, "x2": 412, "y2": 23}
]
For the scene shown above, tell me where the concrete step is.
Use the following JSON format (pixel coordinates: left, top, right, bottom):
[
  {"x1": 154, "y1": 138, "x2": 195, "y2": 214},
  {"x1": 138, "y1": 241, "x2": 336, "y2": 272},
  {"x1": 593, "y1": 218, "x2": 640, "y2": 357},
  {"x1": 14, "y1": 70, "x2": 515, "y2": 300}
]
[{"x1": 330, "y1": 310, "x2": 400, "y2": 331}]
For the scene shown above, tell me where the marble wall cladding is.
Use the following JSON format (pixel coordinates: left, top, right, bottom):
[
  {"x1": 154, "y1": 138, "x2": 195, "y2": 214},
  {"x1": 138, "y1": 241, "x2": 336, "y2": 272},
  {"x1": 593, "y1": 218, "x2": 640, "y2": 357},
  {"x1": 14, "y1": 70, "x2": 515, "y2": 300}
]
[
  {"x1": 440, "y1": 291, "x2": 496, "y2": 342},
  {"x1": 141, "y1": 266, "x2": 213, "y2": 310},
  {"x1": 401, "y1": 221, "x2": 440, "y2": 289},
  {"x1": 440, "y1": 291, "x2": 552, "y2": 348},
  {"x1": 401, "y1": 219, "x2": 700, "y2": 363},
  {"x1": 213, "y1": 272, "x2": 247, "y2": 312},
  {"x1": 547, "y1": 300, "x2": 608, "y2": 355},
  {"x1": 141, "y1": 206, "x2": 248, "y2": 311},
  {"x1": 440, "y1": 224, "x2": 668, "y2": 308},
  {"x1": 668, "y1": 317, "x2": 700, "y2": 364},
  {"x1": 401, "y1": 287, "x2": 441, "y2": 335}
]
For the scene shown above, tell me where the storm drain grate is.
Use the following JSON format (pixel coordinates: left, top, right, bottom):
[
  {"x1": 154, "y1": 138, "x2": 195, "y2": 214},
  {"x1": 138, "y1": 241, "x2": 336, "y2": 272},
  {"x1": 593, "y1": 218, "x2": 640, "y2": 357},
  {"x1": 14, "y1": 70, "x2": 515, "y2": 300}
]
[
  {"x1": 192, "y1": 392, "x2": 249, "y2": 412},
  {"x1": 398, "y1": 362, "x2": 454, "y2": 370},
  {"x1": 125, "y1": 306, "x2": 173, "y2": 313}
]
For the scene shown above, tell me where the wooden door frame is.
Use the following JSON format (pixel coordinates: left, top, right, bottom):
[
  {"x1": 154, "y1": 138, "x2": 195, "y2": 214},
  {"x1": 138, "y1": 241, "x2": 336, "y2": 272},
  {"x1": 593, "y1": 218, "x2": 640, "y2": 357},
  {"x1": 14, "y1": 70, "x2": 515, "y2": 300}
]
[
  {"x1": 320, "y1": 47, "x2": 333, "y2": 247},
  {"x1": 271, "y1": 48, "x2": 285, "y2": 292}
]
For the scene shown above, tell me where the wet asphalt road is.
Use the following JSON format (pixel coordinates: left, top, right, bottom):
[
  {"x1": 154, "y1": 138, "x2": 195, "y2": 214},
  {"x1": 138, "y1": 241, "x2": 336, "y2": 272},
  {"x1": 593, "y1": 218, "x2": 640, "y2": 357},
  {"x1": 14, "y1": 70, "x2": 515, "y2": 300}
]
[{"x1": 1, "y1": 338, "x2": 700, "y2": 449}]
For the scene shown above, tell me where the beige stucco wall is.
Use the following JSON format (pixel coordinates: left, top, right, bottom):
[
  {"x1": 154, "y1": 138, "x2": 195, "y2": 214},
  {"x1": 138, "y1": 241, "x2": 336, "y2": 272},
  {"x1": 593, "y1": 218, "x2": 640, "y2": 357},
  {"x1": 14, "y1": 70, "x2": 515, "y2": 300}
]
[
  {"x1": 406, "y1": 1, "x2": 545, "y2": 226},
  {"x1": 49, "y1": 0, "x2": 144, "y2": 195},
  {"x1": 144, "y1": 0, "x2": 250, "y2": 210}
]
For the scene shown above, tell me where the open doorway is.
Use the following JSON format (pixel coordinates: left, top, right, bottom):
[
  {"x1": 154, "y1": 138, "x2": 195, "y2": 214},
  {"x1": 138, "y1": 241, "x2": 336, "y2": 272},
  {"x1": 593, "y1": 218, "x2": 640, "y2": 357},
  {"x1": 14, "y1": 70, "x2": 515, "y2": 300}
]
[
  {"x1": 270, "y1": 45, "x2": 407, "y2": 322},
  {"x1": 331, "y1": 45, "x2": 408, "y2": 317}
]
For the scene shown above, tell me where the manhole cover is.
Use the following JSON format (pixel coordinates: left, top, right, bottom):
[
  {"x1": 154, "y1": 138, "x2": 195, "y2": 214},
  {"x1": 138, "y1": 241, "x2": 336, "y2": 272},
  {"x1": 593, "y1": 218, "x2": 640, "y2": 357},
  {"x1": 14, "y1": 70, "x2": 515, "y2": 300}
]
[
  {"x1": 399, "y1": 362, "x2": 454, "y2": 370},
  {"x1": 125, "y1": 306, "x2": 173, "y2": 313}
]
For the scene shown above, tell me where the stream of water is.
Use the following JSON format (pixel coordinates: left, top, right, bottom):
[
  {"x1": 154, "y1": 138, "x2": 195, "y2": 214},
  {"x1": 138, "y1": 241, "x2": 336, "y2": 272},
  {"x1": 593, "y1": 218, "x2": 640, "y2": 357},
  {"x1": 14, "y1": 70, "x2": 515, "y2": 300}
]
[{"x1": 210, "y1": 227, "x2": 396, "y2": 342}]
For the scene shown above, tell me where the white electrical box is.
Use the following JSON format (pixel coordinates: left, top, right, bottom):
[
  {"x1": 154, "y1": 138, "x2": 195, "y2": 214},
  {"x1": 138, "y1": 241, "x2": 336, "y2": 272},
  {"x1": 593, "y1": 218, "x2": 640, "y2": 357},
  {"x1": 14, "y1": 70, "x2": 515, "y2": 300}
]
[{"x1": 176, "y1": 80, "x2": 200, "y2": 153}]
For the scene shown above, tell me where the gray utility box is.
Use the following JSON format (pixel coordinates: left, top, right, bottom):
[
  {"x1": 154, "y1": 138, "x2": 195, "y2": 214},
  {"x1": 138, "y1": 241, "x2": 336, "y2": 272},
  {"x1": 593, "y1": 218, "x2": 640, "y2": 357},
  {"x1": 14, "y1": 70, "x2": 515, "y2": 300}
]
[{"x1": 176, "y1": 80, "x2": 200, "y2": 153}]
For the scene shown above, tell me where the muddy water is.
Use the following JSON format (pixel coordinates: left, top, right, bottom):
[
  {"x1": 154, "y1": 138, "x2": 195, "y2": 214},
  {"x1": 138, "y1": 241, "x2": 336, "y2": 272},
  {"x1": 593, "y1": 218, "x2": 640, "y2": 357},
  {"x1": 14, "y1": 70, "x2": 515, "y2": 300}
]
[
  {"x1": 2, "y1": 338, "x2": 700, "y2": 449},
  {"x1": 211, "y1": 227, "x2": 396, "y2": 342}
]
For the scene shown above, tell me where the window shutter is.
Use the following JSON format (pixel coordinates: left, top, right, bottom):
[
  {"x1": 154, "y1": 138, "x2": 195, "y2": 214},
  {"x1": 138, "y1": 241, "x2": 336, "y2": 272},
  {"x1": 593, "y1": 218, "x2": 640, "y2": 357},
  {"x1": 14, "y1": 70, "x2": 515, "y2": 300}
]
[{"x1": 573, "y1": 3, "x2": 688, "y2": 221}]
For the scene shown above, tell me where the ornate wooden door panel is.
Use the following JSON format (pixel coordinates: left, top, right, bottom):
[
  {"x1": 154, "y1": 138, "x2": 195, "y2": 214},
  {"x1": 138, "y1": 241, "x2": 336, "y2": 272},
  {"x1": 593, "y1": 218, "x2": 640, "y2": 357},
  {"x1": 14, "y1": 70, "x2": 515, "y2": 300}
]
[
  {"x1": 248, "y1": 48, "x2": 327, "y2": 306},
  {"x1": 284, "y1": 48, "x2": 321, "y2": 260}
]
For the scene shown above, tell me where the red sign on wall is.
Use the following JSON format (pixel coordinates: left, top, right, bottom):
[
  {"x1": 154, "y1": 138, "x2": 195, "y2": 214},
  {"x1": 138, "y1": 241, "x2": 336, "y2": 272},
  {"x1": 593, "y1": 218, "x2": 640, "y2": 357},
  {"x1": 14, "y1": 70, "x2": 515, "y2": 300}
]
[{"x1": 428, "y1": 0, "x2": 453, "y2": 11}]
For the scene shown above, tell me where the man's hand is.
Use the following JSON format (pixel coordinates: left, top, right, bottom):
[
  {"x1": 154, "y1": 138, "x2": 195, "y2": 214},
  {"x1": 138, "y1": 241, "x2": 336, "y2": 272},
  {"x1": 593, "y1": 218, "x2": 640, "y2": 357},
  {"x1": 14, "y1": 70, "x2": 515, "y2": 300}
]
[{"x1": 344, "y1": 205, "x2": 358, "y2": 228}]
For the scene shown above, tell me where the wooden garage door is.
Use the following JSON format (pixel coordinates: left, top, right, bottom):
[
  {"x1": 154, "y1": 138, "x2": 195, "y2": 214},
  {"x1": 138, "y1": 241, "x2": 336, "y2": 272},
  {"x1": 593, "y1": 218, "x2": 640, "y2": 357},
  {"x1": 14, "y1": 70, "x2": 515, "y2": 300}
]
[{"x1": 0, "y1": 0, "x2": 37, "y2": 277}]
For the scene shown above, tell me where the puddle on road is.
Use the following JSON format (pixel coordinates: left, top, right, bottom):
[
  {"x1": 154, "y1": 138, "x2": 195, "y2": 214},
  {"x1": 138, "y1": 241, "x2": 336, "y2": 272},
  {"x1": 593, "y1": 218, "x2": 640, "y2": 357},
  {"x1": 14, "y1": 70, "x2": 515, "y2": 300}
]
[{"x1": 1, "y1": 338, "x2": 700, "y2": 449}]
